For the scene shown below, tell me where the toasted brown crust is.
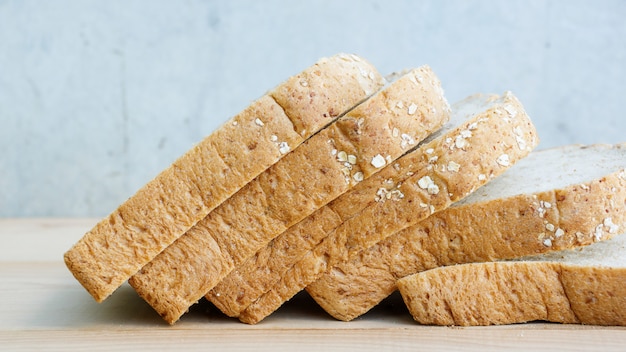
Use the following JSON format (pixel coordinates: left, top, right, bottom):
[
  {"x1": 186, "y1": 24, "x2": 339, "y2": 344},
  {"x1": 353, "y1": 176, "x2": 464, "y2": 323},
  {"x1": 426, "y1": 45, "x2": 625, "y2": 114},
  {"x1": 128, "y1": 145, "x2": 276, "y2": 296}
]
[
  {"x1": 236, "y1": 92, "x2": 539, "y2": 324},
  {"x1": 306, "y1": 168, "x2": 626, "y2": 321},
  {"x1": 64, "y1": 54, "x2": 384, "y2": 303},
  {"x1": 128, "y1": 66, "x2": 450, "y2": 324},
  {"x1": 397, "y1": 261, "x2": 626, "y2": 326},
  {"x1": 271, "y1": 54, "x2": 382, "y2": 137}
]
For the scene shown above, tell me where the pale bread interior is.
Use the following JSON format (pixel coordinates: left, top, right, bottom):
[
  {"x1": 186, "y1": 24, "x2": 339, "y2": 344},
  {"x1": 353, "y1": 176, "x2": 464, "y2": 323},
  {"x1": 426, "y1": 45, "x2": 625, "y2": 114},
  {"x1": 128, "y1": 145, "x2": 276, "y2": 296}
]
[
  {"x1": 457, "y1": 144, "x2": 626, "y2": 205},
  {"x1": 520, "y1": 232, "x2": 626, "y2": 267},
  {"x1": 416, "y1": 93, "x2": 501, "y2": 148}
]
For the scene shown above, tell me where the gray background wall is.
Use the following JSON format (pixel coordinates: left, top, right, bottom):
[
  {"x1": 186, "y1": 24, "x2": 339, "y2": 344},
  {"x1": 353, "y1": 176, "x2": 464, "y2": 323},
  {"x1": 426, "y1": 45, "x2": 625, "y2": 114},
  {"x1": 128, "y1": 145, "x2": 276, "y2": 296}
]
[{"x1": 2, "y1": 0, "x2": 625, "y2": 217}]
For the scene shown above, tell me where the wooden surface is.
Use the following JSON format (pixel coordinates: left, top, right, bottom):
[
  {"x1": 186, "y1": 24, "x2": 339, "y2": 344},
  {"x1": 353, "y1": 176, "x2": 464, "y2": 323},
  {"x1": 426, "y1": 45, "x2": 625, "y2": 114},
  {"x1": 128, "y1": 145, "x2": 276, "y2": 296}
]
[{"x1": 1, "y1": 218, "x2": 625, "y2": 351}]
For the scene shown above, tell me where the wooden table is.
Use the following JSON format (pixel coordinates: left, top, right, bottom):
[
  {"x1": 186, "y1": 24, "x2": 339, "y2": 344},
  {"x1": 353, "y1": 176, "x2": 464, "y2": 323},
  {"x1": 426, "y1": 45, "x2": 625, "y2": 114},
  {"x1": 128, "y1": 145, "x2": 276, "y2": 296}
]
[{"x1": 2, "y1": 218, "x2": 625, "y2": 351}]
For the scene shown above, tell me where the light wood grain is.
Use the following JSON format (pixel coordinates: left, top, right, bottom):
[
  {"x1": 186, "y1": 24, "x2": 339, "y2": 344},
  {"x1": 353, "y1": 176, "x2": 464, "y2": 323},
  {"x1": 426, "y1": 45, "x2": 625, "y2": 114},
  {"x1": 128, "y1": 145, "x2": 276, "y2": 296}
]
[{"x1": 1, "y1": 218, "x2": 625, "y2": 351}]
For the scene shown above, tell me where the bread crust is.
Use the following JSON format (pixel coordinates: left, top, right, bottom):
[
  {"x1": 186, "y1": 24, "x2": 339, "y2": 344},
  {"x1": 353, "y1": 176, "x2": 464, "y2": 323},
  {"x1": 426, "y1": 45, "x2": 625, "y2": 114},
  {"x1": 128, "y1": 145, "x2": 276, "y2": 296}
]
[
  {"x1": 64, "y1": 54, "x2": 384, "y2": 303},
  {"x1": 128, "y1": 66, "x2": 451, "y2": 324},
  {"x1": 206, "y1": 68, "x2": 451, "y2": 318},
  {"x1": 236, "y1": 92, "x2": 539, "y2": 324},
  {"x1": 307, "y1": 166, "x2": 626, "y2": 321},
  {"x1": 397, "y1": 259, "x2": 626, "y2": 326}
]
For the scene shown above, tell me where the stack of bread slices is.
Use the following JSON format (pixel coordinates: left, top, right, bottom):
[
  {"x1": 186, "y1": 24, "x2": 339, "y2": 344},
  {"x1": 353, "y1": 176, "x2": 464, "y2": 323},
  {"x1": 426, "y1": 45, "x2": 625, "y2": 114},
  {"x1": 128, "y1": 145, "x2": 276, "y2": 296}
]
[{"x1": 65, "y1": 53, "x2": 626, "y2": 326}]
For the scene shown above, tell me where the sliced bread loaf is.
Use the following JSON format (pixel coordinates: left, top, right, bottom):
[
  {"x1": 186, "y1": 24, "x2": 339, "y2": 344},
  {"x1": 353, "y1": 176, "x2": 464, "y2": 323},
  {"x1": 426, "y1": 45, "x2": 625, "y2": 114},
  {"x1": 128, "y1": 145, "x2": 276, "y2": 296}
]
[
  {"x1": 307, "y1": 143, "x2": 626, "y2": 321},
  {"x1": 207, "y1": 91, "x2": 481, "y2": 318},
  {"x1": 233, "y1": 92, "x2": 538, "y2": 324},
  {"x1": 398, "y1": 231, "x2": 626, "y2": 326},
  {"x1": 63, "y1": 54, "x2": 383, "y2": 302},
  {"x1": 128, "y1": 66, "x2": 451, "y2": 324}
]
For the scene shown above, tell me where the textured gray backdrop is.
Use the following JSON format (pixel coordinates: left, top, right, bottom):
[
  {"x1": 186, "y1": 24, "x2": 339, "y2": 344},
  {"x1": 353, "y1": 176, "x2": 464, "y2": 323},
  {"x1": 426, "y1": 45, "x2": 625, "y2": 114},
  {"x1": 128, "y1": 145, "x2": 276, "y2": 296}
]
[{"x1": 2, "y1": 0, "x2": 625, "y2": 217}]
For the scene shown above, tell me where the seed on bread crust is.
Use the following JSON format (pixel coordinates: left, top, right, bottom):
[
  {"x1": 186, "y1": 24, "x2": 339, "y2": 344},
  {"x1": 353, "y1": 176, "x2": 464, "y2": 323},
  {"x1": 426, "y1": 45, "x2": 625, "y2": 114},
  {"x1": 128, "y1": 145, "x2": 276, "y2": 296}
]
[{"x1": 371, "y1": 154, "x2": 386, "y2": 168}]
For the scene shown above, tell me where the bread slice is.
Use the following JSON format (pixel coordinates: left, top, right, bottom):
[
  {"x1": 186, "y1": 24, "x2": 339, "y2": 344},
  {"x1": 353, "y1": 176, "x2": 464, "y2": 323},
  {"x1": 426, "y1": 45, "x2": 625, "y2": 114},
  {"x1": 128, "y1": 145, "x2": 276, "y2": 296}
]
[
  {"x1": 307, "y1": 143, "x2": 626, "y2": 321},
  {"x1": 63, "y1": 54, "x2": 384, "y2": 303},
  {"x1": 128, "y1": 66, "x2": 451, "y2": 324},
  {"x1": 229, "y1": 92, "x2": 538, "y2": 324},
  {"x1": 398, "y1": 231, "x2": 626, "y2": 326}
]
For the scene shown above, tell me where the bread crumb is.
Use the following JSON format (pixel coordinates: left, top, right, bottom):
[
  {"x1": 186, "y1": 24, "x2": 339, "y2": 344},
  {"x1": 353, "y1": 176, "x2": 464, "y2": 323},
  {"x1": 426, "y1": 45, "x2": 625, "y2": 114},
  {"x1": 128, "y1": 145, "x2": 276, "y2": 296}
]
[
  {"x1": 375, "y1": 187, "x2": 405, "y2": 202},
  {"x1": 394, "y1": 189, "x2": 405, "y2": 199},
  {"x1": 447, "y1": 161, "x2": 460, "y2": 172},
  {"x1": 337, "y1": 151, "x2": 348, "y2": 162},
  {"x1": 454, "y1": 135, "x2": 467, "y2": 149},
  {"x1": 417, "y1": 176, "x2": 432, "y2": 188},
  {"x1": 417, "y1": 176, "x2": 439, "y2": 195},
  {"x1": 513, "y1": 126, "x2": 526, "y2": 150},
  {"x1": 255, "y1": 118, "x2": 264, "y2": 126},
  {"x1": 401, "y1": 134, "x2": 415, "y2": 149},
  {"x1": 278, "y1": 142, "x2": 290, "y2": 154},
  {"x1": 496, "y1": 154, "x2": 510, "y2": 167},
  {"x1": 555, "y1": 228, "x2": 565, "y2": 238},
  {"x1": 371, "y1": 154, "x2": 386, "y2": 168},
  {"x1": 460, "y1": 130, "x2": 472, "y2": 138},
  {"x1": 604, "y1": 217, "x2": 619, "y2": 234},
  {"x1": 375, "y1": 188, "x2": 387, "y2": 202},
  {"x1": 594, "y1": 224, "x2": 604, "y2": 241},
  {"x1": 504, "y1": 104, "x2": 517, "y2": 118}
]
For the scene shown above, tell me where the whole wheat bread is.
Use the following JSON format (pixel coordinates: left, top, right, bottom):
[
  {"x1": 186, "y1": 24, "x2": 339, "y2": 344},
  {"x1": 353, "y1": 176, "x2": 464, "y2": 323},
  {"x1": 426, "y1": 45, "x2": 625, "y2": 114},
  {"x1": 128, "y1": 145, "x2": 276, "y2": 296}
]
[
  {"x1": 207, "y1": 91, "x2": 490, "y2": 318},
  {"x1": 64, "y1": 54, "x2": 383, "y2": 302},
  {"x1": 307, "y1": 143, "x2": 626, "y2": 321},
  {"x1": 231, "y1": 92, "x2": 538, "y2": 324},
  {"x1": 128, "y1": 66, "x2": 451, "y2": 323},
  {"x1": 398, "y1": 232, "x2": 626, "y2": 326}
]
